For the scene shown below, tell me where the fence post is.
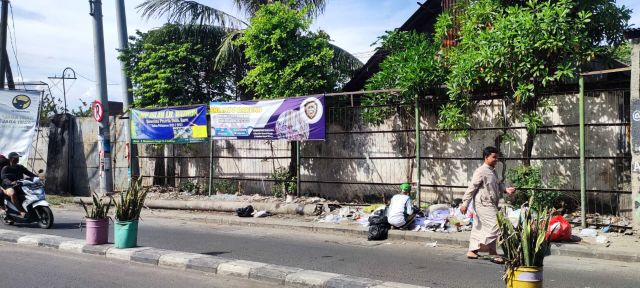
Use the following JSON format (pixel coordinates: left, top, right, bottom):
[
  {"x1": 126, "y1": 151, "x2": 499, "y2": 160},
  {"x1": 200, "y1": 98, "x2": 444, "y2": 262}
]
[
  {"x1": 579, "y1": 75, "x2": 586, "y2": 228},
  {"x1": 208, "y1": 138, "x2": 214, "y2": 196},
  {"x1": 415, "y1": 95, "x2": 422, "y2": 206},
  {"x1": 296, "y1": 141, "x2": 301, "y2": 197}
]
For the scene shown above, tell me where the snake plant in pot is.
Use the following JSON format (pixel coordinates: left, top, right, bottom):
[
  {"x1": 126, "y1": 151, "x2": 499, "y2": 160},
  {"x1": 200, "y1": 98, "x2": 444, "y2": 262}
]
[
  {"x1": 112, "y1": 177, "x2": 147, "y2": 248},
  {"x1": 497, "y1": 196, "x2": 551, "y2": 288},
  {"x1": 80, "y1": 193, "x2": 111, "y2": 245}
]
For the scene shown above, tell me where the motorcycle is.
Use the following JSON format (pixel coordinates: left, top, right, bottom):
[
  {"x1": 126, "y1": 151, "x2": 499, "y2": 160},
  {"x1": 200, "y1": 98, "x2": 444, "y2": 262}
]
[{"x1": 1, "y1": 177, "x2": 54, "y2": 229}]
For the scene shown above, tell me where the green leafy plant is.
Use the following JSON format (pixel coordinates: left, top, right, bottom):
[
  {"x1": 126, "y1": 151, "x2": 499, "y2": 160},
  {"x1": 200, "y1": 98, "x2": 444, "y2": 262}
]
[
  {"x1": 213, "y1": 179, "x2": 239, "y2": 195},
  {"x1": 113, "y1": 177, "x2": 148, "y2": 221},
  {"x1": 270, "y1": 167, "x2": 296, "y2": 198},
  {"x1": 497, "y1": 196, "x2": 551, "y2": 276},
  {"x1": 180, "y1": 180, "x2": 201, "y2": 194},
  {"x1": 506, "y1": 165, "x2": 562, "y2": 211},
  {"x1": 80, "y1": 193, "x2": 112, "y2": 219},
  {"x1": 434, "y1": 0, "x2": 630, "y2": 162}
]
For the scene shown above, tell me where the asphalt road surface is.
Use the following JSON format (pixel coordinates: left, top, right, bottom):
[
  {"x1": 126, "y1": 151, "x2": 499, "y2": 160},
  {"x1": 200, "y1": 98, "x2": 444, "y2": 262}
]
[
  {"x1": 1, "y1": 208, "x2": 638, "y2": 288},
  {"x1": 0, "y1": 244, "x2": 264, "y2": 288}
]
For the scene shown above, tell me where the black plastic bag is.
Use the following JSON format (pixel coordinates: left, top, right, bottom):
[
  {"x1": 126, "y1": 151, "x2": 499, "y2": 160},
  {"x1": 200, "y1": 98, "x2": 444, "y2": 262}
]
[
  {"x1": 236, "y1": 205, "x2": 254, "y2": 217},
  {"x1": 368, "y1": 215, "x2": 390, "y2": 241}
]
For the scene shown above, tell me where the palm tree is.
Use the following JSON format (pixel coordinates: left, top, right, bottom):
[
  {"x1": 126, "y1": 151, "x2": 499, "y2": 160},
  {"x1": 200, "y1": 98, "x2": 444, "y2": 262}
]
[{"x1": 137, "y1": 0, "x2": 362, "y2": 93}]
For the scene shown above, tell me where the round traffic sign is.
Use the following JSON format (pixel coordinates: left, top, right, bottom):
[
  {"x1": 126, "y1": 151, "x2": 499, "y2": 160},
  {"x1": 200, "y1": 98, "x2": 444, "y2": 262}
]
[{"x1": 93, "y1": 100, "x2": 104, "y2": 122}]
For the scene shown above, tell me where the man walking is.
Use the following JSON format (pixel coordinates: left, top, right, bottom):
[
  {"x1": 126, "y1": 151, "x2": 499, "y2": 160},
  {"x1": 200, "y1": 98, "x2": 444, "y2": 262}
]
[{"x1": 460, "y1": 146, "x2": 516, "y2": 262}]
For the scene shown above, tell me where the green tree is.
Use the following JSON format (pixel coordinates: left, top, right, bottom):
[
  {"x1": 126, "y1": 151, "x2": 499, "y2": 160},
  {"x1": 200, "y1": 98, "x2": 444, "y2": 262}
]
[
  {"x1": 119, "y1": 24, "x2": 241, "y2": 107},
  {"x1": 362, "y1": 31, "x2": 447, "y2": 182},
  {"x1": 137, "y1": 0, "x2": 361, "y2": 92},
  {"x1": 363, "y1": 31, "x2": 446, "y2": 124},
  {"x1": 434, "y1": 0, "x2": 630, "y2": 164},
  {"x1": 236, "y1": 2, "x2": 337, "y2": 98}
]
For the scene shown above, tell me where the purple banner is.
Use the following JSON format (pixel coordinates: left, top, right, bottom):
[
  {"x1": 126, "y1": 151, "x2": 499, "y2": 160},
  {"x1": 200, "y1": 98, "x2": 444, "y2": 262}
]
[{"x1": 210, "y1": 96, "x2": 325, "y2": 141}]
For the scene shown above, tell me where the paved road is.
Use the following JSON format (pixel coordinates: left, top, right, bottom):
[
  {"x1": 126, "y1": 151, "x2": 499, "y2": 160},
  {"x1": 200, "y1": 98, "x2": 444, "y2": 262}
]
[
  {"x1": 2, "y1": 208, "x2": 639, "y2": 288},
  {"x1": 0, "y1": 244, "x2": 262, "y2": 288}
]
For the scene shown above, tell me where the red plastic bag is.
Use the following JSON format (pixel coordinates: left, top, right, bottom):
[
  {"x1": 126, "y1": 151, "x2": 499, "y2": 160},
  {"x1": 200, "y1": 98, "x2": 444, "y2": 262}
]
[{"x1": 546, "y1": 215, "x2": 572, "y2": 242}]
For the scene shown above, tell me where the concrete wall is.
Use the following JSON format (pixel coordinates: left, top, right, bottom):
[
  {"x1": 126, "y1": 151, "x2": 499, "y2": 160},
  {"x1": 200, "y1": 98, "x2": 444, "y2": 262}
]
[{"x1": 42, "y1": 89, "x2": 631, "y2": 216}]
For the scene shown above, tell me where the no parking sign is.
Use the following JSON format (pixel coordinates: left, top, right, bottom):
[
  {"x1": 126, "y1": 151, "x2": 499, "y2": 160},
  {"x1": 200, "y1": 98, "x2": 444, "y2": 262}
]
[{"x1": 92, "y1": 100, "x2": 104, "y2": 122}]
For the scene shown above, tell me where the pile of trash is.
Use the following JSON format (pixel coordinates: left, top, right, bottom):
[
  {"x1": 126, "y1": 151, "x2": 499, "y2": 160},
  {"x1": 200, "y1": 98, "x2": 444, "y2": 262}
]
[
  {"x1": 409, "y1": 204, "x2": 473, "y2": 233},
  {"x1": 315, "y1": 202, "x2": 474, "y2": 233}
]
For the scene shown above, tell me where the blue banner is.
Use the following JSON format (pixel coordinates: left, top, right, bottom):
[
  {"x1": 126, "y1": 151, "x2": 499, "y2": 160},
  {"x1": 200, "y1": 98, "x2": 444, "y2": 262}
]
[{"x1": 130, "y1": 105, "x2": 208, "y2": 144}]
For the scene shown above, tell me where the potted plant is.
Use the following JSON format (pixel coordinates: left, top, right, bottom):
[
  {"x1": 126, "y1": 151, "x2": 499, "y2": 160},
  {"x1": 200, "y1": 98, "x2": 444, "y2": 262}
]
[
  {"x1": 497, "y1": 196, "x2": 551, "y2": 288},
  {"x1": 80, "y1": 193, "x2": 111, "y2": 245},
  {"x1": 112, "y1": 177, "x2": 147, "y2": 249}
]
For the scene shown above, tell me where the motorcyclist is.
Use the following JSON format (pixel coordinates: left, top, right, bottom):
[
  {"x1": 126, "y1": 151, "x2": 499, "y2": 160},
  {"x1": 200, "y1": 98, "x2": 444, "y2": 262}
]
[
  {"x1": 1, "y1": 152, "x2": 37, "y2": 216},
  {"x1": 0, "y1": 154, "x2": 8, "y2": 210}
]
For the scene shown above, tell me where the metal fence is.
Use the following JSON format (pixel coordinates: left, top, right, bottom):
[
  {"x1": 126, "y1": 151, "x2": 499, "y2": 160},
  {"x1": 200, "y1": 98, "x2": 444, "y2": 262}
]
[{"x1": 137, "y1": 88, "x2": 632, "y2": 220}]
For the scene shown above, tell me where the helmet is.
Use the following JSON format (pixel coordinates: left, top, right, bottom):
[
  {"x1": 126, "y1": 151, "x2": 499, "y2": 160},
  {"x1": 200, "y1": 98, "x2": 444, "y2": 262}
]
[
  {"x1": 400, "y1": 183, "x2": 411, "y2": 192},
  {"x1": 7, "y1": 152, "x2": 20, "y2": 159}
]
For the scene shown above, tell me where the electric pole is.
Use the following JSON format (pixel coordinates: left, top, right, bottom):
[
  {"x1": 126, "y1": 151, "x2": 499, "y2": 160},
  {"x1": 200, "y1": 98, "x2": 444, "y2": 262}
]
[
  {"x1": 115, "y1": 0, "x2": 139, "y2": 182},
  {"x1": 89, "y1": 0, "x2": 113, "y2": 194},
  {"x1": 0, "y1": 0, "x2": 9, "y2": 89}
]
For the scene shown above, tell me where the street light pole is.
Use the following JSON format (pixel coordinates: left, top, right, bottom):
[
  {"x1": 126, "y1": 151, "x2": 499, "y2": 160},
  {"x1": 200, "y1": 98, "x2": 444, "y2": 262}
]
[
  {"x1": 115, "y1": 0, "x2": 139, "y2": 182},
  {"x1": 89, "y1": 0, "x2": 113, "y2": 194}
]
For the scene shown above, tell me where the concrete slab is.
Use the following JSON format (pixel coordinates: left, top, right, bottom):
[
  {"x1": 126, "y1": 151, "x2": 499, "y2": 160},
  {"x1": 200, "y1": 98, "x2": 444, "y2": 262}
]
[
  {"x1": 325, "y1": 275, "x2": 384, "y2": 288},
  {"x1": 249, "y1": 264, "x2": 303, "y2": 285},
  {"x1": 82, "y1": 244, "x2": 113, "y2": 255},
  {"x1": 130, "y1": 248, "x2": 172, "y2": 265},
  {"x1": 106, "y1": 247, "x2": 151, "y2": 261},
  {"x1": 217, "y1": 260, "x2": 267, "y2": 278},
  {"x1": 285, "y1": 270, "x2": 341, "y2": 288},
  {"x1": 158, "y1": 252, "x2": 203, "y2": 269},
  {"x1": 185, "y1": 255, "x2": 230, "y2": 273}
]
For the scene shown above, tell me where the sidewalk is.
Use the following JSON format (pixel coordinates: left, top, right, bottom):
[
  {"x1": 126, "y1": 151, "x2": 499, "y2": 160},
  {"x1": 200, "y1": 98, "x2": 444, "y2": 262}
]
[{"x1": 136, "y1": 206, "x2": 640, "y2": 263}]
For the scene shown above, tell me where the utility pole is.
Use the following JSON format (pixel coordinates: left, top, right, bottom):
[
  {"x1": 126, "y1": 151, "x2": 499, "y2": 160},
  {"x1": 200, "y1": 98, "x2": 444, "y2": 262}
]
[
  {"x1": 89, "y1": 0, "x2": 113, "y2": 195},
  {"x1": 48, "y1": 67, "x2": 77, "y2": 113},
  {"x1": 0, "y1": 0, "x2": 9, "y2": 89},
  {"x1": 115, "y1": 0, "x2": 139, "y2": 182}
]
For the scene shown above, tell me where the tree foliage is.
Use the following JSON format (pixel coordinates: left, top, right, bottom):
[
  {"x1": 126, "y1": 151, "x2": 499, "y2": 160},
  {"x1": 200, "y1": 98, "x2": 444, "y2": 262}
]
[
  {"x1": 363, "y1": 31, "x2": 446, "y2": 125},
  {"x1": 236, "y1": 2, "x2": 338, "y2": 99},
  {"x1": 432, "y1": 0, "x2": 629, "y2": 152},
  {"x1": 119, "y1": 24, "x2": 241, "y2": 107}
]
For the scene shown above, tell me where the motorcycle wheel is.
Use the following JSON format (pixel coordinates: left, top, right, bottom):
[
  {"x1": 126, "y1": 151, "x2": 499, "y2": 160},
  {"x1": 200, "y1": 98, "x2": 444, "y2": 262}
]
[{"x1": 36, "y1": 206, "x2": 54, "y2": 229}]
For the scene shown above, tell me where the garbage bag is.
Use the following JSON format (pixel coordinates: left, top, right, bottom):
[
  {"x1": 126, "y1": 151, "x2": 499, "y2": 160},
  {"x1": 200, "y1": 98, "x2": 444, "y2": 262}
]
[
  {"x1": 236, "y1": 205, "x2": 254, "y2": 217},
  {"x1": 546, "y1": 215, "x2": 572, "y2": 242},
  {"x1": 368, "y1": 215, "x2": 390, "y2": 241}
]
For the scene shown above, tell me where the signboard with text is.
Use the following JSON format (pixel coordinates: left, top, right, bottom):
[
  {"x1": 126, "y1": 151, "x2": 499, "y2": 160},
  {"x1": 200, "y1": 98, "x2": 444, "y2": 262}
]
[
  {"x1": 130, "y1": 105, "x2": 208, "y2": 144},
  {"x1": 210, "y1": 96, "x2": 325, "y2": 141}
]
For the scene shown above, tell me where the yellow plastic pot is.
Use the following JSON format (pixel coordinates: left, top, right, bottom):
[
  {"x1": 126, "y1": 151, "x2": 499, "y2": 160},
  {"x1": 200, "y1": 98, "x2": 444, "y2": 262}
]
[{"x1": 506, "y1": 266, "x2": 543, "y2": 288}]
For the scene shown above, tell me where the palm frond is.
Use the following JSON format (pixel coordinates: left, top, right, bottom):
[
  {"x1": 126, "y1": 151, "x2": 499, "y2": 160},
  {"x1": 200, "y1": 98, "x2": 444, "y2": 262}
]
[
  {"x1": 215, "y1": 29, "x2": 245, "y2": 69},
  {"x1": 137, "y1": 0, "x2": 248, "y2": 28},
  {"x1": 234, "y1": 0, "x2": 327, "y2": 17},
  {"x1": 330, "y1": 43, "x2": 363, "y2": 72}
]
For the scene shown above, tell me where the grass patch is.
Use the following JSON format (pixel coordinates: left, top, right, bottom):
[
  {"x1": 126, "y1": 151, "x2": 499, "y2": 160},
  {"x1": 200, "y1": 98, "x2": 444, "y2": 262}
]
[{"x1": 47, "y1": 194, "x2": 75, "y2": 206}]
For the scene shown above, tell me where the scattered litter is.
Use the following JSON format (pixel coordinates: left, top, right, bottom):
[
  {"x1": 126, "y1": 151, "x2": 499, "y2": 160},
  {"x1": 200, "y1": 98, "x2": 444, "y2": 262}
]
[
  {"x1": 579, "y1": 228, "x2": 598, "y2": 237},
  {"x1": 601, "y1": 225, "x2": 611, "y2": 233},
  {"x1": 426, "y1": 241, "x2": 438, "y2": 247},
  {"x1": 252, "y1": 210, "x2": 272, "y2": 218},
  {"x1": 595, "y1": 235, "x2": 608, "y2": 244},
  {"x1": 236, "y1": 205, "x2": 254, "y2": 217},
  {"x1": 363, "y1": 204, "x2": 385, "y2": 214}
]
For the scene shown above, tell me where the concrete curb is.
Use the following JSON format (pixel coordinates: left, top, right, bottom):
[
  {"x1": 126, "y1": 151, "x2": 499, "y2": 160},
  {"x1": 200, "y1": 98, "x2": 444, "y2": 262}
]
[
  {"x1": 73, "y1": 198, "x2": 321, "y2": 216},
  {"x1": 0, "y1": 229, "x2": 431, "y2": 288}
]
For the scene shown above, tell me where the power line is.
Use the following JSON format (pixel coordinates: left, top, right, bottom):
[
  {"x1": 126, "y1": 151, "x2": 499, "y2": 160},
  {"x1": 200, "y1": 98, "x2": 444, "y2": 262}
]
[
  {"x1": 8, "y1": 3, "x2": 24, "y2": 89},
  {"x1": 75, "y1": 70, "x2": 120, "y2": 85}
]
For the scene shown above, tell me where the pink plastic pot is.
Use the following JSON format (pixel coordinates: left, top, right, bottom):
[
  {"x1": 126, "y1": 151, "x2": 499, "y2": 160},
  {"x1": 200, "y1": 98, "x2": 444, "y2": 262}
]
[{"x1": 85, "y1": 218, "x2": 109, "y2": 245}]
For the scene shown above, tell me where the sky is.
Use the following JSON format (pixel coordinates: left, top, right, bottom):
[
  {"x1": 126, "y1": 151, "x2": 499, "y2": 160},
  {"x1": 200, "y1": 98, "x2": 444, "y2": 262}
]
[{"x1": 7, "y1": 0, "x2": 640, "y2": 111}]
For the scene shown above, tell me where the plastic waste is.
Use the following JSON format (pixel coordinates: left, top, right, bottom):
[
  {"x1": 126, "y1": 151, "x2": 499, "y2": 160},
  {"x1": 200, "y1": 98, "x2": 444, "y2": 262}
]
[
  {"x1": 596, "y1": 235, "x2": 608, "y2": 244},
  {"x1": 579, "y1": 228, "x2": 598, "y2": 237}
]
